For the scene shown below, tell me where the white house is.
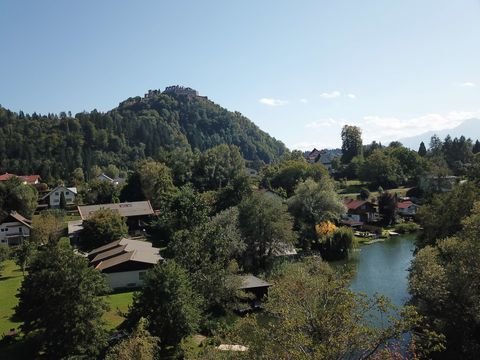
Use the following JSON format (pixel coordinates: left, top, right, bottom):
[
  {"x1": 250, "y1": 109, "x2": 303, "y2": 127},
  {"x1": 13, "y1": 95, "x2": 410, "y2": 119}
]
[
  {"x1": 88, "y1": 238, "x2": 163, "y2": 289},
  {"x1": 0, "y1": 211, "x2": 32, "y2": 246},
  {"x1": 41, "y1": 186, "x2": 77, "y2": 208}
]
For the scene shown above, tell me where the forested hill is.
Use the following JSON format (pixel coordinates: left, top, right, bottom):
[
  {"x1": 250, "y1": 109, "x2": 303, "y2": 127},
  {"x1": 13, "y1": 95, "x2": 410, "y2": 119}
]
[{"x1": 0, "y1": 87, "x2": 287, "y2": 181}]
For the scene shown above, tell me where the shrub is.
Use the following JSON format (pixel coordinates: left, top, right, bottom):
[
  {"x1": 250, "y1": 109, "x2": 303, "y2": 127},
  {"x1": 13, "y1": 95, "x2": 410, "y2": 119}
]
[{"x1": 395, "y1": 222, "x2": 421, "y2": 234}]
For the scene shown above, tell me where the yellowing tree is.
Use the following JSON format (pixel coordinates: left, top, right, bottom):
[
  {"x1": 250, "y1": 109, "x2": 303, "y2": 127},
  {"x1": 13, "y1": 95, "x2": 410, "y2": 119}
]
[{"x1": 315, "y1": 220, "x2": 336, "y2": 238}]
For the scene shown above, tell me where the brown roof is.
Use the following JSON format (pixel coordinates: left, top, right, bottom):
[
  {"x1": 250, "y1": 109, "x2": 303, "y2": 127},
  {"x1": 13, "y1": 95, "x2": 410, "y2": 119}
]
[
  {"x1": 78, "y1": 201, "x2": 154, "y2": 220},
  {"x1": 89, "y1": 238, "x2": 162, "y2": 272},
  {"x1": 94, "y1": 249, "x2": 162, "y2": 271},
  {"x1": 397, "y1": 201, "x2": 418, "y2": 209}
]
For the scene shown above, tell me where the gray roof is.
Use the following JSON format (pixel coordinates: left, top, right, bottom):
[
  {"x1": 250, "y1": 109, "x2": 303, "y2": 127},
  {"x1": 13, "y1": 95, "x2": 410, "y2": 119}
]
[
  {"x1": 88, "y1": 238, "x2": 153, "y2": 257},
  {"x1": 6, "y1": 211, "x2": 32, "y2": 228},
  {"x1": 237, "y1": 275, "x2": 271, "y2": 290},
  {"x1": 78, "y1": 201, "x2": 154, "y2": 220}
]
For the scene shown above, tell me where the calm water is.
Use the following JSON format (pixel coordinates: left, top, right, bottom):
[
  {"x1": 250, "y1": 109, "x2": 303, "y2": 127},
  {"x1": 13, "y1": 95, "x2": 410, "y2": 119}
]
[{"x1": 334, "y1": 234, "x2": 416, "y2": 306}]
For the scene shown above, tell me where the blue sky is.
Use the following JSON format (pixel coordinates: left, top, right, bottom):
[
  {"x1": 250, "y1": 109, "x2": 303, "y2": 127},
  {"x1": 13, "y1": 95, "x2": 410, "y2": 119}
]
[{"x1": 1, "y1": 0, "x2": 479, "y2": 149}]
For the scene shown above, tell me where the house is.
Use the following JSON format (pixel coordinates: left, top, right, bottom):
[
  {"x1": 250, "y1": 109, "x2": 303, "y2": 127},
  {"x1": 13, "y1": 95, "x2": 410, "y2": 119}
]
[
  {"x1": 0, "y1": 173, "x2": 41, "y2": 185},
  {"x1": 0, "y1": 211, "x2": 32, "y2": 246},
  {"x1": 96, "y1": 173, "x2": 126, "y2": 186},
  {"x1": 41, "y1": 186, "x2": 77, "y2": 208},
  {"x1": 89, "y1": 238, "x2": 163, "y2": 289},
  {"x1": 397, "y1": 200, "x2": 420, "y2": 217},
  {"x1": 77, "y1": 201, "x2": 154, "y2": 232},
  {"x1": 306, "y1": 148, "x2": 323, "y2": 163},
  {"x1": 235, "y1": 274, "x2": 271, "y2": 314},
  {"x1": 305, "y1": 148, "x2": 341, "y2": 173},
  {"x1": 343, "y1": 199, "x2": 378, "y2": 223}
]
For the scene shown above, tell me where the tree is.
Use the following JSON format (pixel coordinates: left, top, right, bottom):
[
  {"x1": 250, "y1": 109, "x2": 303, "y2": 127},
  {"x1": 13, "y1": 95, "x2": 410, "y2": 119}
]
[
  {"x1": 359, "y1": 188, "x2": 370, "y2": 200},
  {"x1": 359, "y1": 149, "x2": 404, "y2": 187},
  {"x1": 80, "y1": 208, "x2": 128, "y2": 250},
  {"x1": 410, "y1": 201, "x2": 480, "y2": 358},
  {"x1": 378, "y1": 191, "x2": 398, "y2": 226},
  {"x1": 416, "y1": 182, "x2": 480, "y2": 248},
  {"x1": 238, "y1": 193, "x2": 296, "y2": 272},
  {"x1": 341, "y1": 125, "x2": 363, "y2": 163},
  {"x1": 287, "y1": 178, "x2": 345, "y2": 249},
  {"x1": 13, "y1": 240, "x2": 36, "y2": 275},
  {"x1": 15, "y1": 245, "x2": 109, "y2": 359},
  {"x1": 168, "y1": 207, "x2": 246, "y2": 312},
  {"x1": 31, "y1": 209, "x2": 65, "y2": 245},
  {"x1": 128, "y1": 261, "x2": 202, "y2": 349},
  {"x1": 72, "y1": 167, "x2": 85, "y2": 185},
  {"x1": 105, "y1": 164, "x2": 120, "y2": 179},
  {"x1": 473, "y1": 140, "x2": 480, "y2": 154},
  {"x1": 261, "y1": 160, "x2": 328, "y2": 197},
  {"x1": 59, "y1": 191, "x2": 67, "y2": 209},
  {"x1": 418, "y1": 141, "x2": 427, "y2": 157},
  {"x1": 82, "y1": 179, "x2": 119, "y2": 204},
  {"x1": 218, "y1": 258, "x2": 431, "y2": 359},
  {"x1": 0, "y1": 178, "x2": 38, "y2": 217},
  {"x1": 149, "y1": 185, "x2": 211, "y2": 245},
  {"x1": 105, "y1": 318, "x2": 159, "y2": 360},
  {"x1": 0, "y1": 244, "x2": 10, "y2": 275},
  {"x1": 193, "y1": 144, "x2": 246, "y2": 191}
]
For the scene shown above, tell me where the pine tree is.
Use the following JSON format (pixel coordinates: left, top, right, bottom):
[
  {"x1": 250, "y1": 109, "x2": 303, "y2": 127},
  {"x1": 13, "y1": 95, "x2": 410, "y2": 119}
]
[{"x1": 418, "y1": 141, "x2": 427, "y2": 157}]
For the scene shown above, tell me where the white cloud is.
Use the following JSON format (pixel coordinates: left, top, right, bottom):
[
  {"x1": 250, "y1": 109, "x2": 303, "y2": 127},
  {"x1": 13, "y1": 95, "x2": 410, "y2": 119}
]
[
  {"x1": 299, "y1": 98, "x2": 308, "y2": 104},
  {"x1": 454, "y1": 82, "x2": 476, "y2": 88},
  {"x1": 361, "y1": 110, "x2": 480, "y2": 141},
  {"x1": 347, "y1": 93, "x2": 357, "y2": 100},
  {"x1": 320, "y1": 91, "x2": 341, "y2": 99},
  {"x1": 305, "y1": 118, "x2": 342, "y2": 128},
  {"x1": 259, "y1": 98, "x2": 288, "y2": 107}
]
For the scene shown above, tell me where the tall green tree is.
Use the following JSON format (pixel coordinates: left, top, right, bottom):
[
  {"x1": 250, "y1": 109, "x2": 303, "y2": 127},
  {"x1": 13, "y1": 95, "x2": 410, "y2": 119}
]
[
  {"x1": 0, "y1": 178, "x2": 38, "y2": 217},
  {"x1": 15, "y1": 245, "x2": 109, "y2": 359},
  {"x1": 0, "y1": 244, "x2": 10, "y2": 275},
  {"x1": 341, "y1": 125, "x2": 363, "y2": 164},
  {"x1": 168, "y1": 207, "x2": 246, "y2": 311},
  {"x1": 80, "y1": 208, "x2": 128, "y2": 250},
  {"x1": 418, "y1": 141, "x2": 427, "y2": 157},
  {"x1": 128, "y1": 261, "x2": 202, "y2": 349},
  {"x1": 238, "y1": 193, "x2": 296, "y2": 272}
]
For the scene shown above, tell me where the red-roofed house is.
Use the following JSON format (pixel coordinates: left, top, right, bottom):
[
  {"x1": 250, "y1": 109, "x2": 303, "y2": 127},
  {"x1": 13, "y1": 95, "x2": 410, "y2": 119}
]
[
  {"x1": 397, "y1": 201, "x2": 419, "y2": 217},
  {"x1": 0, "y1": 173, "x2": 41, "y2": 185},
  {"x1": 343, "y1": 199, "x2": 378, "y2": 223}
]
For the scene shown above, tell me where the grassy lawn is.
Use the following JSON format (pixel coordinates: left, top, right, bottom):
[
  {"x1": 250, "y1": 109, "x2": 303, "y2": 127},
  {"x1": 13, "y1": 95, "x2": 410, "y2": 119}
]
[
  {"x1": 0, "y1": 261, "x2": 23, "y2": 335},
  {"x1": 102, "y1": 291, "x2": 134, "y2": 330}
]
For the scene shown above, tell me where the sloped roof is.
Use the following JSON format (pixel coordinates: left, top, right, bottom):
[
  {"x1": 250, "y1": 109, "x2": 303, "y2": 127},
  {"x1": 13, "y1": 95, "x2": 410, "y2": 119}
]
[
  {"x1": 78, "y1": 201, "x2": 154, "y2": 220},
  {"x1": 0, "y1": 173, "x2": 40, "y2": 184},
  {"x1": 397, "y1": 201, "x2": 419, "y2": 209},
  {"x1": 94, "y1": 249, "x2": 162, "y2": 271},
  {"x1": 88, "y1": 238, "x2": 153, "y2": 257},
  {"x1": 237, "y1": 275, "x2": 271, "y2": 290},
  {"x1": 344, "y1": 199, "x2": 369, "y2": 210},
  {"x1": 41, "y1": 185, "x2": 77, "y2": 200},
  {"x1": 5, "y1": 211, "x2": 32, "y2": 228}
]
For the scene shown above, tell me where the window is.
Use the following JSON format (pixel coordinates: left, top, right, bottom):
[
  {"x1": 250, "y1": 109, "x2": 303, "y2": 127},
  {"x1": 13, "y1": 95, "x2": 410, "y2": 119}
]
[
  {"x1": 55, "y1": 192, "x2": 59, "y2": 196},
  {"x1": 1, "y1": 229, "x2": 3, "y2": 232},
  {"x1": 139, "y1": 272, "x2": 146, "y2": 280},
  {"x1": 19, "y1": 227, "x2": 22, "y2": 233}
]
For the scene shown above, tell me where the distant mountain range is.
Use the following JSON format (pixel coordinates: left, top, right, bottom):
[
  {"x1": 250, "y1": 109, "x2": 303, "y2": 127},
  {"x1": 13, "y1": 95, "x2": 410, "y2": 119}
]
[{"x1": 398, "y1": 118, "x2": 480, "y2": 149}]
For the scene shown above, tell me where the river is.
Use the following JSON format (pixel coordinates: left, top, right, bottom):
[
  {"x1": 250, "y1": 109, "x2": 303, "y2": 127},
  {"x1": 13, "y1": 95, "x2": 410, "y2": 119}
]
[{"x1": 333, "y1": 234, "x2": 417, "y2": 307}]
